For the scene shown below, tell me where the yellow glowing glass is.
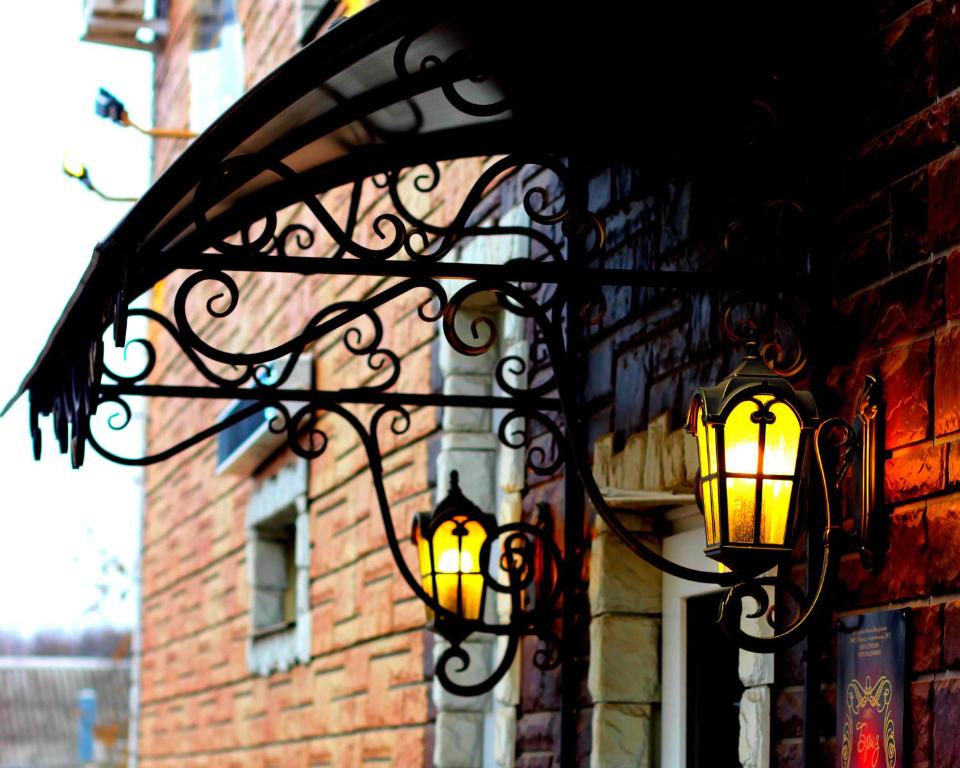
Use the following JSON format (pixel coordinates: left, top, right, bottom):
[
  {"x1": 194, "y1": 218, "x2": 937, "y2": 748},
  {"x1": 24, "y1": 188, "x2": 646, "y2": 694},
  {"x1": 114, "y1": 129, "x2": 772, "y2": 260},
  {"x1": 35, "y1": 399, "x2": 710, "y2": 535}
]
[
  {"x1": 693, "y1": 402, "x2": 722, "y2": 546},
  {"x1": 719, "y1": 396, "x2": 802, "y2": 547},
  {"x1": 418, "y1": 516, "x2": 488, "y2": 621},
  {"x1": 763, "y1": 401, "x2": 801, "y2": 474},
  {"x1": 723, "y1": 399, "x2": 761, "y2": 542}
]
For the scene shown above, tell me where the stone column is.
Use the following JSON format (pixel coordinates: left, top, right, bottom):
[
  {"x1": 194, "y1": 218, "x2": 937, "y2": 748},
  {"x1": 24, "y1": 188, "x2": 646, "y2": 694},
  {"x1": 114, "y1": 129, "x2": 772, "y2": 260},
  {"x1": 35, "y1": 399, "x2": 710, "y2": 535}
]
[
  {"x1": 587, "y1": 512, "x2": 662, "y2": 768},
  {"x1": 432, "y1": 205, "x2": 530, "y2": 767},
  {"x1": 738, "y1": 585, "x2": 774, "y2": 768},
  {"x1": 433, "y1": 311, "x2": 498, "y2": 768}
]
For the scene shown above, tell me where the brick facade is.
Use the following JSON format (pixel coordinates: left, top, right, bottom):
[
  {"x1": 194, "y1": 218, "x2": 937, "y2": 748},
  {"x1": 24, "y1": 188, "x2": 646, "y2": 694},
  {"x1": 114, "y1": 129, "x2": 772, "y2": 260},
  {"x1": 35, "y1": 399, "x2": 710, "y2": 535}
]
[
  {"x1": 135, "y1": 2, "x2": 960, "y2": 766},
  {"x1": 140, "y1": 3, "x2": 435, "y2": 765}
]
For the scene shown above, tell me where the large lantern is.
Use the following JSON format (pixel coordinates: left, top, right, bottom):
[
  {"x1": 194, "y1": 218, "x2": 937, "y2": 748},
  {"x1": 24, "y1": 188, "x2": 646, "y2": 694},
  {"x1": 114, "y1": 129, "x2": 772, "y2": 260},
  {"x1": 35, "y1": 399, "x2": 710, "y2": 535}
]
[
  {"x1": 686, "y1": 343, "x2": 818, "y2": 571},
  {"x1": 412, "y1": 471, "x2": 497, "y2": 630}
]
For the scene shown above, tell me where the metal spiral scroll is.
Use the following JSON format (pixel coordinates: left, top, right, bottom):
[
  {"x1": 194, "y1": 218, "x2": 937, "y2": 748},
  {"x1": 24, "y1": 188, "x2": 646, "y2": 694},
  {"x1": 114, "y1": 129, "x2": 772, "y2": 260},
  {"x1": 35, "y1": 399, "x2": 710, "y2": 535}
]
[
  {"x1": 720, "y1": 294, "x2": 807, "y2": 379},
  {"x1": 187, "y1": 153, "x2": 575, "y2": 273},
  {"x1": 393, "y1": 29, "x2": 509, "y2": 119},
  {"x1": 63, "y1": 140, "x2": 865, "y2": 689}
]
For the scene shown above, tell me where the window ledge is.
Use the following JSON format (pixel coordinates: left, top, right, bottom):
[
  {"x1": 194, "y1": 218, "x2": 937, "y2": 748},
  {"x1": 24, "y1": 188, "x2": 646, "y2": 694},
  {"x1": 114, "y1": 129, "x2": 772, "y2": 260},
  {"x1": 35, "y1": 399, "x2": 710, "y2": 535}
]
[
  {"x1": 599, "y1": 487, "x2": 696, "y2": 510},
  {"x1": 248, "y1": 613, "x2": 311, "y2": 676}
]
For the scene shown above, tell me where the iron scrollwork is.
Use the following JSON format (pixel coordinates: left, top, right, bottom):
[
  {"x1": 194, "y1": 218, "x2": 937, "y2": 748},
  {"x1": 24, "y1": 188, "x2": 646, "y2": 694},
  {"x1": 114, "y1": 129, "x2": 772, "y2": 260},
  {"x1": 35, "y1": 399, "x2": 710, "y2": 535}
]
[{"x1": 34, "y1": 140, "x2": 880, "y2": 694}]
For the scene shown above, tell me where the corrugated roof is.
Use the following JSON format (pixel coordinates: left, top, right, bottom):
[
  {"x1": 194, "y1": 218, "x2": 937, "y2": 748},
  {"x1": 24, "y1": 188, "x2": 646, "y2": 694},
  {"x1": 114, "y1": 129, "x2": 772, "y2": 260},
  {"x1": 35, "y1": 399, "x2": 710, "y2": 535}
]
[{"x1": 0, "y1": 657, "x2": 130, "y2": 768}]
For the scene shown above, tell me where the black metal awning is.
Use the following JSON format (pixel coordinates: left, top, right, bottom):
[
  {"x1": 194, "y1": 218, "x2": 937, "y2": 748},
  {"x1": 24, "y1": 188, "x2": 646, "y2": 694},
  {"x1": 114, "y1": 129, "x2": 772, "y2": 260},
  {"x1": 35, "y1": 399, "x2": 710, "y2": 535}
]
[
  {"x1": 4, "y1": 0, "x2": 865, "y2": 745},
  {"x1": 18, "y1": 0, "x2": 838, "y2": 465},
  {"x1": 8, "y1": 0, "x2": 840, "y2": 469}
]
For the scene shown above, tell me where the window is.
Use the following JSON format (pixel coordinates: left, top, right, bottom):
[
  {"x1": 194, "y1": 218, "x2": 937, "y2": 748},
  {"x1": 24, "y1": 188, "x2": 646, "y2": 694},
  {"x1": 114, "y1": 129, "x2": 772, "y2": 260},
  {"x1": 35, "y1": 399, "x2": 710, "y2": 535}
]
[
  {"x1": 251, "y1": 516, "x2": 297, "y2": 636},
  {"x1": 189, "y1": 0, "x2": 244, "y2": 133},
  {"x1": 215, "y1": 356, "x2": 314, "y2": 475},
  {"x1": 246, "y1": 461, "x2": 311, "y2": 675}
]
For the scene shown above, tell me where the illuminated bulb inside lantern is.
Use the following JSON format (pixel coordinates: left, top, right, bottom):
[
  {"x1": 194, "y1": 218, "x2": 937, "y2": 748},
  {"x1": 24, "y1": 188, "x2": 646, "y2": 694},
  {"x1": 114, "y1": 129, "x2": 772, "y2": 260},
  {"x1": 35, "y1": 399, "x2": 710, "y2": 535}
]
[
  {"x1": 722, "y1": 398, "x2": 801, "y2": 546},
  {"x1": 437, "y1": 548, "x2": 474, "y2": 573}
]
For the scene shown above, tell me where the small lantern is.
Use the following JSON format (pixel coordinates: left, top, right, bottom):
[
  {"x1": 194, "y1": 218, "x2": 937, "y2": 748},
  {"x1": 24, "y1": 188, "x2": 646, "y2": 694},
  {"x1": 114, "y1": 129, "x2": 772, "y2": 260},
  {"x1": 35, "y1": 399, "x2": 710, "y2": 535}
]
[
  {"x1": 412, "y1": 471, "x2": 497, "y2": 629},
  {"x1": 686, "y1": 343, "x2": 818, "y2": 571}
]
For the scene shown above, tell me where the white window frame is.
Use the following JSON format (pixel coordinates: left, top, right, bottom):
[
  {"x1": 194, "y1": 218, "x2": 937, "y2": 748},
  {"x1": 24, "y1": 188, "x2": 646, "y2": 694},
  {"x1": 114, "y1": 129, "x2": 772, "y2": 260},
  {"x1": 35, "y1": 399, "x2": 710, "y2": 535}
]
[
  {"x1": 246, "y1": 461, "x2": 311, "y2": 676},
  {"x1": 660, "y1": 513, "x2": 726, "y2": 768}
]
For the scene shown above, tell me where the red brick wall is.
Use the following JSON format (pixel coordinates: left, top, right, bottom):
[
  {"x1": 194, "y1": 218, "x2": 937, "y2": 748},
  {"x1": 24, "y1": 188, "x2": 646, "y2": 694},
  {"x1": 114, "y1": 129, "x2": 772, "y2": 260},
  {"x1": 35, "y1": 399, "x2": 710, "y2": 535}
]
[{"x1": 775, "y1": 2, "x2": 960, "y2": 766}]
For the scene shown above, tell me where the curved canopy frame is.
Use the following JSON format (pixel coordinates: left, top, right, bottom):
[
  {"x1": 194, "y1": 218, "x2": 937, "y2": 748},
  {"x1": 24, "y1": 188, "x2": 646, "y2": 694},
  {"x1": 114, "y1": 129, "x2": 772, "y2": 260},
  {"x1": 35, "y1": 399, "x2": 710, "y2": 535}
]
[{"x1": 8, "y1": 0, "x2": 852, "y2": 736}]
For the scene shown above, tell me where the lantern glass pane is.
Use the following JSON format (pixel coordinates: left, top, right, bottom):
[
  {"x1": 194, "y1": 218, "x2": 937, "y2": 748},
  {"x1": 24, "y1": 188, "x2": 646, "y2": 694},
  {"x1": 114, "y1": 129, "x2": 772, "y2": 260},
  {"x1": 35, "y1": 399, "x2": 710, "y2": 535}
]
[
  {"x1": 433, "y1": 520, "x2": 462, "y2": 572},
  {"x1": 724, "y1": 400, "x2": 761, "y2": 474},
  {"x1": 428, "y1": 516, "x2": 487, "y2": 619},
  {"x1": 696, "y1": 403, "x2": 710, "y2": 472},
  {"x1": 705, "y1": 478, "x2": 720, "y2": 544},
  {"x1": 415, "y1": 527, "x2": 432, "y2": 582},
  {"x1": 760, "y1": 479, "x2": 792, "y2": 544},
  {"x1": 459, "y1": 519, "x2": 486, "y2": 575},
  {"x1": 703, "y1": 482, "x2": 714, "y2": 542},
  {"x1": 726, "y1": 477, "x2": 756, "y2": 542},
  {"x1": 694, "y1": 403, "x2": 722, "y2": 546},
  {"x1": 706, "y1": 420, "x2": 718, "y2": 474},
  {"x1": 413, "y1": 523, "x2": 436, "y2": 621},
  {"x1": 432, "y1": 519, "x2": 463, "y2": 614},
  {"x1": 459, "y1": 573, "x2": 485, "y2": 620},
  {"x1": 433, "y1": 573, "x2": 460, "y2": 614},
  {"x1": 763, "y1": 401, "x2": 801, "y2": 476}
]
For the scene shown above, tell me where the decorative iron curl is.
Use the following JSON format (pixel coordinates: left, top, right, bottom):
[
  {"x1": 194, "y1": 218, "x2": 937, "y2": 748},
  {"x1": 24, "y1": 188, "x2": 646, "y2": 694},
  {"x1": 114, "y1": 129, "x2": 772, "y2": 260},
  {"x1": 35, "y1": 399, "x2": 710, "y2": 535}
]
[
  {"x1": 441, "y1": 281, "x2": 499, "y2": 356},
  {"x1": 376, "y1": 155, "x2": 572, "y2": 265},
  {"x1": 87, "y1": 395, "x2": 271, "y2": 466},
  {"x1": 494, "y1": 354, "x2": 556, "y2": 400},
  {"x1": 274, "y1": 223, "x2": 315, "y2": 257},
  {"x1": 434, "y1": 634, "x2": 520, "y2": 697},
  {"x1": 480, "y1": 521, "x2": 564, "y2": 611},
  {"x1": 497, "y1": 409, "x2": 565, "y2": 478},
  {"x1": 283, "y1": 404, "x2": 330, "y2": 460},
  {"x1": 110, "y1": 309, "x2": 275, "y2": 389},
  {"x1": 193, "y1": 157, "x2": 407, "y2": 261},
  {"x1": 171, "y1": 271, "x2": 447, "y2": 393},
  {"x1": 720, "y1": 294, "x2": 807, "y2": 379},
  {"x1": 532, "y1": 631, "x2": 562, "y2": 672},
  {"x1": 101, "y1": 338, "x2": 157, "y2": 384},
  {"x1": 393, "y1": 33, "x2": 508, "y2": 118}
]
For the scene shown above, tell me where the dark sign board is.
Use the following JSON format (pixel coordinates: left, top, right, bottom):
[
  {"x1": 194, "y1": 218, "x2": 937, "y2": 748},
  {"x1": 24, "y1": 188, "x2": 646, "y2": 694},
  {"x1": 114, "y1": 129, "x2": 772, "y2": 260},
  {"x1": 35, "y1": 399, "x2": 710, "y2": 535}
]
[{"x1": 836, "y1": 609, "x2": 908, "y2": 768}]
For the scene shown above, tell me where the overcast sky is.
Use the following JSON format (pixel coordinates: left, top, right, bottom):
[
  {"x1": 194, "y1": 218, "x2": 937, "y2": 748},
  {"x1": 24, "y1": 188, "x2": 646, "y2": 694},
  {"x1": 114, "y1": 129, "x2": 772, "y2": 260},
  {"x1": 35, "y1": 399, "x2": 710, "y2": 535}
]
[{"x1": 0, "y1": 2, "x2": 153, "y2": 635}]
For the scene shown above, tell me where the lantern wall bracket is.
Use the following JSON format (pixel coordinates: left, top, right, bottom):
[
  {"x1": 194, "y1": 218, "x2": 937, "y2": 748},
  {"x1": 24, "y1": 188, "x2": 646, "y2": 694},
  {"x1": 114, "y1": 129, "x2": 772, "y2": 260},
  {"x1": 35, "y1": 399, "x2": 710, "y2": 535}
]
[{"x1": 712, "y1": 373, "x2": 885, "y2": 653}]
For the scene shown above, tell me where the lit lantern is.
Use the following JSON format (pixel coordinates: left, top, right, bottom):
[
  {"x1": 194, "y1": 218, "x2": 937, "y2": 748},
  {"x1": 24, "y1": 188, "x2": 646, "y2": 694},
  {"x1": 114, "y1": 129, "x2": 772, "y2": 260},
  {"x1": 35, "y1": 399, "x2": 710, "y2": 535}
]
[
  {"x1": 686, "y1": 343, "x2": 818, "y2": 571},
  {"x1": 412, "y1": 471, "x2": 496, "y2": 629}
]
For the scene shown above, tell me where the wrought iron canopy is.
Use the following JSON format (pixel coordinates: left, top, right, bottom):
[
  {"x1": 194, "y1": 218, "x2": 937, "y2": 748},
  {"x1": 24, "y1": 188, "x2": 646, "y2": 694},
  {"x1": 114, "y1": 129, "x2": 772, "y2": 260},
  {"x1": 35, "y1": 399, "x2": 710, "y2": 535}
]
[
  {"x1": 6, "y1": 1, "x2": 875, "y2": 734},
  {"x1": 7, "y1": 0, "x2": 835, "y2": 460}
]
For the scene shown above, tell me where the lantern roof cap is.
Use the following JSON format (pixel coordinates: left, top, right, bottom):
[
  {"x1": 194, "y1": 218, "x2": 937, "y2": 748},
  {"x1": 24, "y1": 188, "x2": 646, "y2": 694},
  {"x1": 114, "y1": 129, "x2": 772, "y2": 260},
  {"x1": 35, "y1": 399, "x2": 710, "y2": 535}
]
[
  {"x1": 434, "y1": 470, "x2": 488, "y2": 520},
  {"x1": 692, "y1": 343, "x2": 819, "y2": 425}
]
